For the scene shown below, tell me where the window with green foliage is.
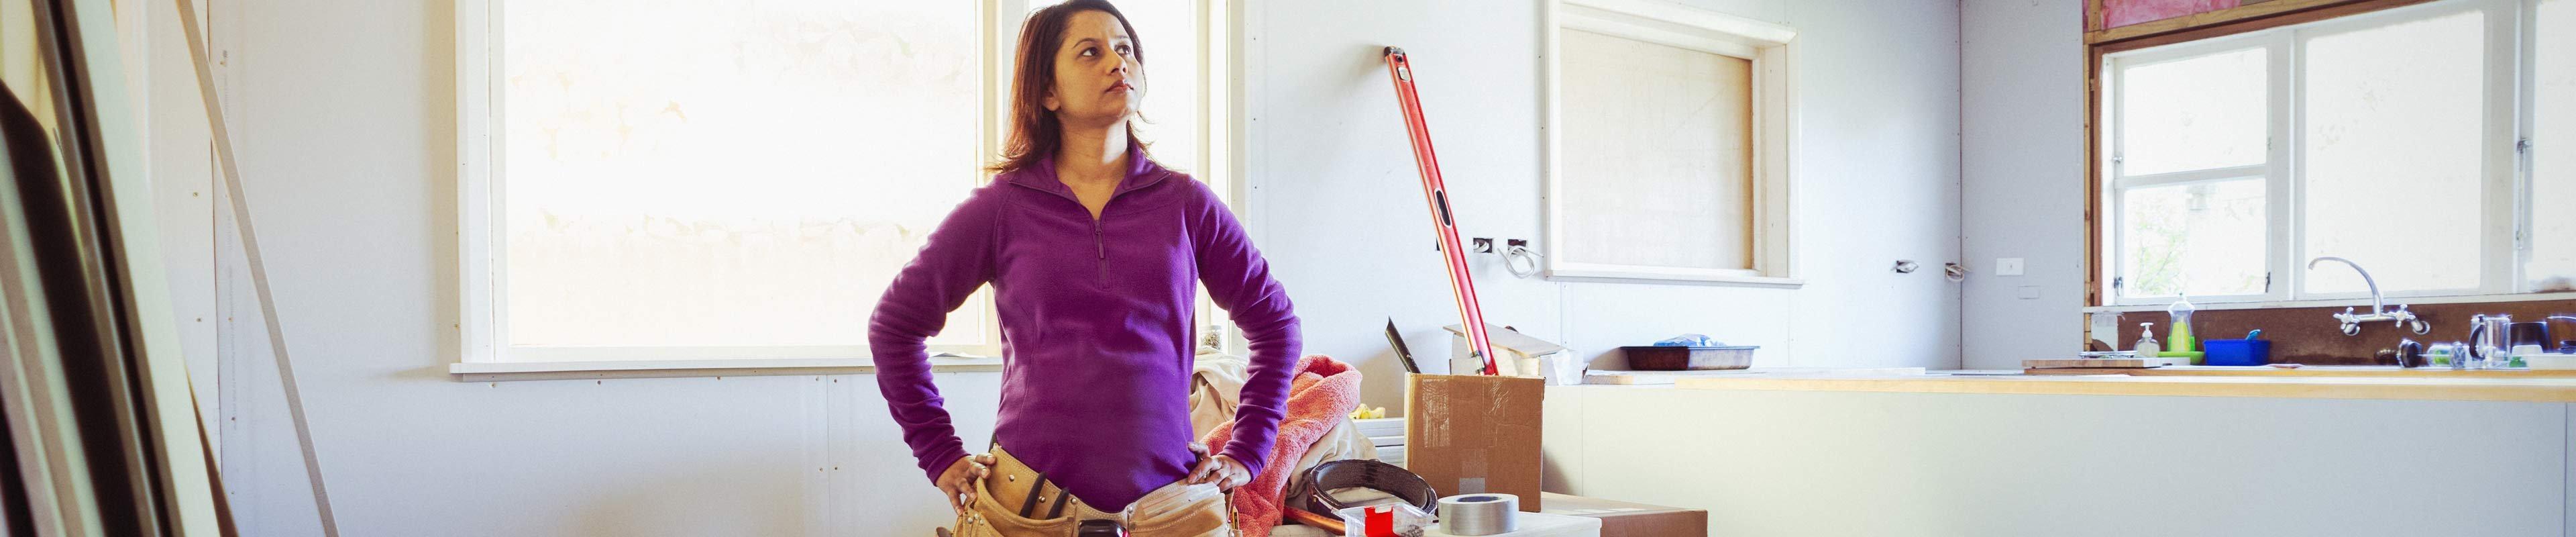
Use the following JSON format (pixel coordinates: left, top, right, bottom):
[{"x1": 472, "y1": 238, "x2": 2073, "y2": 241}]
[{"x1": 2102, "y1": 0, "x2": 2566, "y2": 305}]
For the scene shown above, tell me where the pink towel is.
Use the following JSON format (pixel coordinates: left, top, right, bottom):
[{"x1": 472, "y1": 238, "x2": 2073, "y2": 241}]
[{"x1": 1198, "y1": 354, "x2": 1362, "y2": 537}]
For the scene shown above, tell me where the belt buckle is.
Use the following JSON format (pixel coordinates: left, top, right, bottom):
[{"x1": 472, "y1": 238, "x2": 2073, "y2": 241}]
[{"x1": 1075, "y1": 519, "x2": 1127, "y2": 536}]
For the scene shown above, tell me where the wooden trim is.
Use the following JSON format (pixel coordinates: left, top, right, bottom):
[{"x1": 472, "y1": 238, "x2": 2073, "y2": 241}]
[
  {"x1": 2084, "y1": 47, "x2": 2102, "y2": 307},
  {"x1": 2092, "y1": 0, "x2": 2438, "y2": 50},
  {"x1": 2088, "y1": 0, "x2": 2424, "y2": 45},
  {"x1": 1674, "y1": 374, "x2": 2576, "y2": 403},
  {"x1": 2092, "y1": 0, "x2": 2334, "y2": 43}
]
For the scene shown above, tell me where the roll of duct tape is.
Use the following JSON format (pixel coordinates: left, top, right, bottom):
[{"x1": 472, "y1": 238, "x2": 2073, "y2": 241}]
[{"x1": 1437, "y1": 493, "x2": 1518, "y2": 536}]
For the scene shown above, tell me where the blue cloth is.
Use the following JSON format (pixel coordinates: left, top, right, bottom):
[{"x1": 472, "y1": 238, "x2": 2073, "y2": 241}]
[{"x1": 1654, "y1": 334, "x2": 1721, "y2": 346}]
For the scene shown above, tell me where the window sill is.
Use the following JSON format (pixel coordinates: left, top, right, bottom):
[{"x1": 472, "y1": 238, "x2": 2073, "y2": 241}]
[
  {"x1": 447, "y1": 355, "x2": 1004, "y2": 383},
  {"x1": 1546, "y1": 269, "x2": 1807, "y2": 289},
  {"x1": 2085, "y1": 291, "x2": 2576, "y2": 314}
]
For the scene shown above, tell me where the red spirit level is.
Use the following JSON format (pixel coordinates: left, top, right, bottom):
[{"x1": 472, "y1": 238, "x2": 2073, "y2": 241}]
[{"x1": 1382, "y1": 46, "x2": 1496, "y2": 376}]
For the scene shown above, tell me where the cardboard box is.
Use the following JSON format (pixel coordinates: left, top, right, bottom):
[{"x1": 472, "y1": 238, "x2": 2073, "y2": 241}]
[
  {"x1": 1403, "y1": 373, "x2": 1543, "y2": 511},
  {"x1": 1538, "y1": 492, "x2": 1707, "y2": 537}
]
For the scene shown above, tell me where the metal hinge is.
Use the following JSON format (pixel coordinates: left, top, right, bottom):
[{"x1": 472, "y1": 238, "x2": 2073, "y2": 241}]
[
  {"x1": 2519, "y1": 138, "x2": 2532, "y2": 154},
  {"x1": 2112, "y1": 276, "x2": 2124, "y2": 291},
  {"x1": 2263, "y1": 272, "x2": 2272, "y2": 293}
]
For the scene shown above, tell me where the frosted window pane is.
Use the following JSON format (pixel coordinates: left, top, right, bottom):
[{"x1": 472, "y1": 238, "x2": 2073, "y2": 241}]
[
  {"x1": 2534, "y1": 0, "x2": 2576, "y2": 289},
  {"x1": 2300, "y1": 11, "x2": 2485, "y2": 294},
  {"x1": 2119, "y1": 179, "x2": 2268, "y2": 297},
  {"x1": 1114, "y1": 1, "x2": 1199, "y2": 179},
  {"x1": 1557, "y1": 30, "x2": 1754, "y2": 271},
  {"x1": 502, "y1": 0, "x2": 985, "y2": 348},
  {"x1": 2119, "y1": 47, "x2": 2267, "y2": 177}
]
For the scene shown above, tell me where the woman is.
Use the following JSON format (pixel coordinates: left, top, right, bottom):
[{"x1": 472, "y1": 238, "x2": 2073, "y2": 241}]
[{"x1": 868, "y1": 1, "x2": 1300, "y2": 535}]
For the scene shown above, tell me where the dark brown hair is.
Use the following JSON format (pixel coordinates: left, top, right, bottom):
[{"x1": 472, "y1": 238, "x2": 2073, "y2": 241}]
[{"x1": 990, "y1": 0, "x2": 1150, "y2": 174}]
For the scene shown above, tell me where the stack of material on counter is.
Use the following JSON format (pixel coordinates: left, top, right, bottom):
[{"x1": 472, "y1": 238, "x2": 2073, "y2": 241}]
[
  {"x1": 1356, "y1": 416, "x2": 1405, "y2": 467},
  {"x1": 1582, "y1": 367, "x2": 1928, "y2": 385},
  {"x1": 1538, "y1": 492, "x2": 1706, "y2": 536},
  {"x1": 1442, "y1": 324, "x2": 1580, "y2": 384},
  {"x1": 2023, "y1": 356, "x2": 2171, "y2": 370}
]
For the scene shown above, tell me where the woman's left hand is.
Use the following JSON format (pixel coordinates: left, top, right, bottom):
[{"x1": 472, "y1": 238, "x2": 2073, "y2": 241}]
[{"x1": 1185, "y1": 443, "x2": 1252, "y2": 490}]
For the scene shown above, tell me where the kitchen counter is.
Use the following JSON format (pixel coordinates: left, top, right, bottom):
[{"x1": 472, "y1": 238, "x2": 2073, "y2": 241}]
[
  {"x1": 1547, "y1": 372, "x2": 2576, "y2": 535},
  {"x1": 1668, "y1": 367, "x2": 2576, "y2": 402}
]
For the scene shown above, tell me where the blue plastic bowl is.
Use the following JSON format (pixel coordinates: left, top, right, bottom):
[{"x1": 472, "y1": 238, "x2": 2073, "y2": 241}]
[{"x1": 2203, "y1": 339, "x2": 2271, "y2": 367}]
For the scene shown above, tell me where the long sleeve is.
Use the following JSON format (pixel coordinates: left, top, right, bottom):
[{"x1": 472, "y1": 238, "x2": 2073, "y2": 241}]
[
  {"x1": 869, "y1": 185, "x2": 1003, "y2": 482},
  {"x1": 1187, "y1": 181, "x2": 1301, "y2": 478}
]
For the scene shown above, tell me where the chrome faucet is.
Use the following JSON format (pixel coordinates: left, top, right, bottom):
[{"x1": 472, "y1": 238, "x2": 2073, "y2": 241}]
[{"x1": 2307, "y1": 256, "x2": 2430, "y2": 336}]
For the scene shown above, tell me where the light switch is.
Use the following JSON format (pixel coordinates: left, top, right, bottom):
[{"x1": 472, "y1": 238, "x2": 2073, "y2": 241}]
[{"x1": 1995, "y1": 258, "x2": 2026, "y2": 277}]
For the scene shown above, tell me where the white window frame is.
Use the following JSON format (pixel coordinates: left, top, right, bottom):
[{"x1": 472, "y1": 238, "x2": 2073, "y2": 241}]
[
  {"x1": 2100, "y1": 0, "x2": 2536, "y2": 307},
  {"x1": 1540, "y1": 0, "x2": 1801, "y2": 287},
  {"x1": 454, "y1": 0, "x2": 1242, "y2": 368}
]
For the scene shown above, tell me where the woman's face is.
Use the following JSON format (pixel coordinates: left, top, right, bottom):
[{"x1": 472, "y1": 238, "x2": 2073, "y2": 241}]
[{"x1": 1043, "y1": 10, "x2": 1142, "y2": 128}]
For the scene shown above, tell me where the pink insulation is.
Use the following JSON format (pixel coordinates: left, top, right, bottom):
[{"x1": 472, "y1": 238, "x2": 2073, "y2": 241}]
[{"x1": 2102, "y1": 0, "x2": 2244, "y2": 28}]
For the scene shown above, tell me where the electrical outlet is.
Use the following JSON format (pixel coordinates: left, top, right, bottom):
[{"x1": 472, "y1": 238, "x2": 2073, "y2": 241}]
[{"x1": 1996, "y1": 258, "x2": 2026, "y2": 277}]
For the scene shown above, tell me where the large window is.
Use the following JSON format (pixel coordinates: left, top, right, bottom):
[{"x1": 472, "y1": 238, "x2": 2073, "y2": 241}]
[
  {"x1": 2101, "y1": 0, "x2": 2565, "y2": 305},
  {"x1": 459, "y1": 0, "x2": 1234, "y2": 363}
]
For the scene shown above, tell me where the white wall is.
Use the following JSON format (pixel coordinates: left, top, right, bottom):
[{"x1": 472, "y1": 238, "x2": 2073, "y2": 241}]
[
  {"x1": 1248, "y1": 0, "x2": 1965, "y2": 407},
  {"x1": 203, "y1": 1, "x2": 989, "y2": 534},
  {"x1": 1960, "y1": 0, "x2": 2087, "y2": 369},
  {"x1": 202, "y1": 0, "x2": 1963, "y2": 534}
]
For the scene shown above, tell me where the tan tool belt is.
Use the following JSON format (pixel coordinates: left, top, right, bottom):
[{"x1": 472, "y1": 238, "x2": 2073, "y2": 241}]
[{"x1": 983, "y1": 446, "x2": 1075, "y2": 520}]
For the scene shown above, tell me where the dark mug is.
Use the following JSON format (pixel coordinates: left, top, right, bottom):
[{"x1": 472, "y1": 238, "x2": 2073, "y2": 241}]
[{"x1": 2510, "y1": 322, "x2": 2553, "y2": 350}]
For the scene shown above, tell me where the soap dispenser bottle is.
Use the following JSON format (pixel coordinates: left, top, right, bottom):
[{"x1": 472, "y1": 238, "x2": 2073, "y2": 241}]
[
  {"x1": 2166, "y1": 295, "x2": 2199, "y2": 356},
  {"x1": 2135, "y1": 322, "x2": 2162, "y2": 357}
]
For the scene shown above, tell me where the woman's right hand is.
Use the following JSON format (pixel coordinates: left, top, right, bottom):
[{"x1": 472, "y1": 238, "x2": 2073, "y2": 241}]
[{"x1": 936, "y1": 452, "x2": 997, "y2": 515}]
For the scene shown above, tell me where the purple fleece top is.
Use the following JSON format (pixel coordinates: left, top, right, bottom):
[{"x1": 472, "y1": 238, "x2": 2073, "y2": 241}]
[{"x1": 868, "y1": 144, "x2": 1301, "y2": 511}]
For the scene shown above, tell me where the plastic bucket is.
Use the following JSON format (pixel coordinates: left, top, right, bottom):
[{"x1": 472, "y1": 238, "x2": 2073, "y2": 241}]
[{"x1": 2202, "y1": 339, "x2": 2271, "y2": 367}]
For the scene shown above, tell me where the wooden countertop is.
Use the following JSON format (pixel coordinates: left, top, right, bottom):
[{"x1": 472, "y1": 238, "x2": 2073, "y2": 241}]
[{"x1": 1669, "y1": 371, "x2": 2576, "y2": 402}]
